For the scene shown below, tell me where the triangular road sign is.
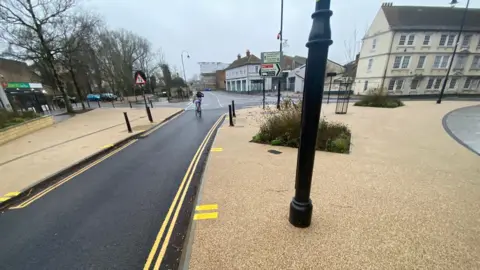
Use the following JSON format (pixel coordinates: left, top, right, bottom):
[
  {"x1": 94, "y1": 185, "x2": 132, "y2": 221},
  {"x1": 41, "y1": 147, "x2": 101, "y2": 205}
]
[{"x1": 135, "y1": 74, "x2": 146, "y2": 85}]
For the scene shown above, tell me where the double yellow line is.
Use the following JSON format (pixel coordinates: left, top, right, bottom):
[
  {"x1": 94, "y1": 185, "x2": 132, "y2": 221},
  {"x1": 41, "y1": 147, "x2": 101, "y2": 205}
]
[
  {"x1": 143, "y1": 115, "x2": 224, "y2": 270},
  {"x1": 10, "y1": 140, "x2": 138, "y2": 209}
]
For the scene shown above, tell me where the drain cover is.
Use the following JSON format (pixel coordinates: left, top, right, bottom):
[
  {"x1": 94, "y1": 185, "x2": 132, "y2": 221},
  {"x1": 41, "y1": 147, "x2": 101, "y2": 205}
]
[{"x1": 268, "y1": 149, "x2": 282, "y2": 155}]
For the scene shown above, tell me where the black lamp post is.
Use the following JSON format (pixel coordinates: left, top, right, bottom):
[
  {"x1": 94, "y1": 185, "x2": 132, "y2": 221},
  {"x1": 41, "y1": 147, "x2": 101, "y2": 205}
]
[
  {"x1": 437, "y1": 0, "x2": 470, "y2": 104},
  {"x1": 289, "y1": 0, "x2": 333, "y2": 228}
]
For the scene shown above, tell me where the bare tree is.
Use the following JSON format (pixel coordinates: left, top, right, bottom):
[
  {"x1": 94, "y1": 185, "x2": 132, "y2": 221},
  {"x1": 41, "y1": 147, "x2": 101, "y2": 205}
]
[{"x1": 0, "y1": 0, "x2": 78, "y2": 113}]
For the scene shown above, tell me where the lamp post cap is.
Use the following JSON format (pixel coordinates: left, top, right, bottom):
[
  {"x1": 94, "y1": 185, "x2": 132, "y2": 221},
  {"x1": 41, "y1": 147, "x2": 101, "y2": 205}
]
[{"x1": 450, "y1": 0, "x2": 459, "y2": 4}]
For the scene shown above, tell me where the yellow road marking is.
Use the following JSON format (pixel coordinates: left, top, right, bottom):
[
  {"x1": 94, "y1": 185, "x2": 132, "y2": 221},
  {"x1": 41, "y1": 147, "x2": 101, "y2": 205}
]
[
  {"x1": 144, "y1": 115, "x2": 223, "y2": 270},
  {"x1": 0, "y1": 197, "x2": 10, "y2": 202},
  {"x1": 141, "y1": 111, "x2": 184, "y2": 137},
  {"x1": 153, "y1": 117, "x2": 223, "y2": 270},
  {"x1": 4, "y1": 192, "x2": 20, "y2": 197},
  {"x1": 210, "y1": 147, "x2": 223, "y2": 152},
  {"x1": 10, "y1": 139, "x2": 138, "y2": 209},
  {"x1": 102, "y1": 144, "x2": 114, "y2": 149},
  {"x1": 195, "y1": 204, "x2": 218, "y2": 211},
  {"x1": 193, "y1": 212, "x2": 218, "y2": 220}
]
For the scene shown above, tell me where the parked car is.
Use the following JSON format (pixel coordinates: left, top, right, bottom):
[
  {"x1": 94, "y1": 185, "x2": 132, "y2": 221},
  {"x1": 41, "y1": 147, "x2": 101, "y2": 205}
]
[
  {"x1": 100, "y1": 93, "x2": 118, "y2": 102},
  {"x1": 86, "y1": 94, "x2": 101, "y2": 101},
  {"x1": 52, "y1": 95, "x2": 77, "y2": 108}
]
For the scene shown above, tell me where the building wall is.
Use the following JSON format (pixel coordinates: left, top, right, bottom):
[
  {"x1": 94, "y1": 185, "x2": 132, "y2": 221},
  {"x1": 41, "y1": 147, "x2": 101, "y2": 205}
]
[
  {"x1": 225, "y1": 64, "x2": 268, "y2": 92},
  {"x1": 355, "y1": 10, "x2": 480, "y2": 95},
  {"x1": 198, "y1": 62, "x2": 229, "y2": 74},
  {"x1": 215, "y1": 70, "x2": 226, "y2": 89}
]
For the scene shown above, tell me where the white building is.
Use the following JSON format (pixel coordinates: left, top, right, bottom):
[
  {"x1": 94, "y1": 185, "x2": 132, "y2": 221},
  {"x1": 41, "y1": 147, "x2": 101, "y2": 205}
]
[
  {"x1": 225, "y1": 50, "x2": 272, "y2": 92},
  {"x1": 289, "y1": 60, "x2": 346, "y2": 93},
  {"x1": 355, "y1": 3, "x2": 480, "y2": 95},
  {"x1": 198, "y1": 62, "x2": 229, "y2": 74}
]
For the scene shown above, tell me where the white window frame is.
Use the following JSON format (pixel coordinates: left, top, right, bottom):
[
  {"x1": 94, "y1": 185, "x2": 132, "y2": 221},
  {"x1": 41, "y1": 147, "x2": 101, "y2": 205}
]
[
  {"x1": 471, "y1": 56, "x2": 480, "y2": 69},
  {"x1": 426, "y1": 77, "x2": 443, "y2": 90},
  {"x1": 393, "y1": 56, "x2": 410, "y2": 69},
  {"x1": 372, "y1": 39, "x2": 377, "y2": 50},
  {"x1": 423, "y1": 35, "x2": 431, "y2": 46},
  {"x1": 433, "y1": 55, "x2": 450, "y2": 69},
  {"x1": 461, "y1": 34, "x2": 472, "y2": 48},
  {"x1": 454, "y1": 55, "x2": 467, "y2": 70},
  {"x1": 464, "y1": 77, "x2": 480, "y2": 90},
  {"x1": 439, "y1": 34, "x2": 456, "y2": 47},
  {"x1": 417, "y1": 56, "x2": 426, "y2": 69},
  {"x1": 367, "y1": 59, "x2": 373, "y2": 71},
  {"x1": 407, "y1": 35, "x2": 415, "y2": 46},
  {"x1": 399, "y1": 34, "x2": 414, "y2": 46},
  {"x1": 399, "y1": 35, "x2": 407, "y2": 45},
  {"x1": 449, "y1": 78, "x2": 457, "y2": 89},
  {"x1": 388, "y1": 79, "x2": 404, "y2": 91}
]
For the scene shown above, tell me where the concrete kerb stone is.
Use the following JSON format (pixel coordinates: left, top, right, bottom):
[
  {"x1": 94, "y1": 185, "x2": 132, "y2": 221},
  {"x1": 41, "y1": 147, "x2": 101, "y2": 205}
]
[
  {"x1": 0, "y1": 109, "x2": 185, "y2": 211},
  {"x1": 441, "y1": 104, "x2": 480, "y2": 156}
]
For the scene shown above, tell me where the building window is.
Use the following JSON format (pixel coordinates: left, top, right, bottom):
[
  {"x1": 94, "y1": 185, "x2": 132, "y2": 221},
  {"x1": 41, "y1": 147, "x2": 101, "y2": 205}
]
[
  {"x1": 393, "y1": 56, "x2": 410, "y2": 69},
  {"x1": 462, "y1": 34, "x2": 472, "y2": 48},
  {"x1": 433, "y1": 55, "x2": 450, "y2": 68},
  {"x1": 417, "y1": 56, "x2": 426, "y2": 69},
  {"x1": 471, "y1": 56, "x2": 480, "y2": 69},
  {"x1": 464, "y1": 78, "x2": 472, "y2": 89},
  {"x1": 426, "y1": 77, "x2": 443, "y2": 90},
  {"x1": 449, "y1": 78, "x2": 457, "y2": 89},
  {"x1": 477, "y1": 39, "x2": 480, "y2": 49},
  {"x1": 364, "y1": 81, "x2": 368, "y2": 91},
  {"x1": 411, "y1": 79, "x2": 419, "y2": 90},
  {"x1": 423, "y1": 35, "x2": 431, "y2": 45},
  {"x1": 407, "y1": 35, "x2": 415, "y2": 45},
  {"x1": 454, "y1": 55, "x2": 467, "y2": 69},
  {"x1": 367, "y1": 59, "x2": 373, "y2": 71},
  {"x1": 388, "y1": 79, "x2": 404, "y2": 91},
  {"x1": 372, "y1": 39, "x2": 377, "y2": 50},
  {"x1": 399, "y1": 35, "x2": 407, "y2": 45},
  {"x1": 255, "y1": 66, "x2": 259, "y2": 73},
  {"x1": 464, "y1": 78, "x2": 479, "y2": 90},
  {"x1": 439, "y1": 34, "x2": 456, "y2": 46}
]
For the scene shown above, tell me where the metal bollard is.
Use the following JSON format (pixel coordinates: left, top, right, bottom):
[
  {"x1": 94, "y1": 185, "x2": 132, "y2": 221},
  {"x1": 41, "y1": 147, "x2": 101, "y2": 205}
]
[
  {"x1": 86, "y1": 100, "x2": 91, "y2": 108},
  {"x1": 97, "y1": 101, "x2": 101, "y2": 108},
  {"x1": 149, "y1": 99, "x2": 153, "y2": 108},
  {"x1": 112, "y1": 101, "x2": 115, "y2": 108},
  {"x1": 146, "y1": 106, "x2": 153, "y2": 123},
  {"x1": 129, "y1": 101, "x2": 132, "y2": 108},
  {"x1": 232, "y1": 100, "x2": 236, "y2": 117},
  {"x1": 123, "y1": 112, "x2": 132, "y2": 133},
  {"x1": 228, "y1": 105, "x2": 234, "y2": 127}
]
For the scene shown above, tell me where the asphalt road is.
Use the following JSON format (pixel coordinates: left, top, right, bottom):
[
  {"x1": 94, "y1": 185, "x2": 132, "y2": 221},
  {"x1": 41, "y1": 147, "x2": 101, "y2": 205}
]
[{"x1": 0, "y1": 97, "x2": 225, "y2": 269}]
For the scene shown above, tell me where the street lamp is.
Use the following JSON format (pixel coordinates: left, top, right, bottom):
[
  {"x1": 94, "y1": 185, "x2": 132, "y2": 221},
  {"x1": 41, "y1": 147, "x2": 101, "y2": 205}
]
[
  {"x1": 437, "y1": 0, "x2": 470, "y2": 104},
  {"x1": 181, "y1": 50, "x2": 190, "y2": 83},
  {"x1": 289, "y1": 0, "x2": 333, "y2": 228}
]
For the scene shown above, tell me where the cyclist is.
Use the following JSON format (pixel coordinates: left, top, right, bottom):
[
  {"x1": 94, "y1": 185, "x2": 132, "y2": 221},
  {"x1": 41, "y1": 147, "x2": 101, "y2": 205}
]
[{"x1": 194, "y1": 91, "x2": 204, "y2": 112}]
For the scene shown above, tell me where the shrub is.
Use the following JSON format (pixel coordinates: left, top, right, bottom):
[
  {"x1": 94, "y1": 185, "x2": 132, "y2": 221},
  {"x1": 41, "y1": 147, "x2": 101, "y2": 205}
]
[
  {"x1": 251, "y1": 98, "x2": 351, "y2": 154},
  {"x1": 354, "y1": 88, "x2": 404, "y2": 108},
  {"x1": 0, "y1": 109, "x2": 39, "y2": 129}
]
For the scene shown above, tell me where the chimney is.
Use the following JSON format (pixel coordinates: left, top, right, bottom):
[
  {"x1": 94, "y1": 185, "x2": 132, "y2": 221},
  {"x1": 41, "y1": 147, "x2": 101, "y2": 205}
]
[
  {"x1": 237, "y1": 54, "x2": 241, "y2": 60},
  {"x1": 381, "y1": 2, "x2": 393, "y2": 6},
  {"x1": 246, "y1": 49, "x2": 251, "y2": 57}
]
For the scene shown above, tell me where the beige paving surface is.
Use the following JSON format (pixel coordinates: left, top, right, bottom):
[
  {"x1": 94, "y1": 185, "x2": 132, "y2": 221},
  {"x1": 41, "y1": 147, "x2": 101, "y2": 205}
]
[
  {"x1": 189, "y1": 101, "x2": 480, "y2": 270},
  {"x1": 0, "y1": 108, "x2": 182, "y2": 197}
]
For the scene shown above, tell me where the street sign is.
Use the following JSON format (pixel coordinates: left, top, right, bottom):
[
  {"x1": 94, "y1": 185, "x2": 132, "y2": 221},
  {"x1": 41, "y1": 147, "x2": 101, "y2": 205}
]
[
  {"x1": 261, "y1": 51, "x2": 281, "y2": 64},
  {"x1": 134, "y1": 70, "x2": 147, "y2": 85},
  {"x1": 260, "y1": 63, "x2": 281, "y2": 77}
]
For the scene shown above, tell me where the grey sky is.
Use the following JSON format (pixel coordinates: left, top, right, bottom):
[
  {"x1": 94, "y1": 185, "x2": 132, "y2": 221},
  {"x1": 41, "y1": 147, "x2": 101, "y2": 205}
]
[{"x1": 83, "y1": 0, "x2": 477, "y2": 80}]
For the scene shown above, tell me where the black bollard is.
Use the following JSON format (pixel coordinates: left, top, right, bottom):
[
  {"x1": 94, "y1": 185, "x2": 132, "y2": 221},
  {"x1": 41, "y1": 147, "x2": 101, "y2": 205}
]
[
  {"x1": 86, "y1": 100, "x2": 91, "y2": 108},
  {"x1": 97, "y1": 101, "x2": 101, "y2": 108},
  {"x1": 146, "y1": 106, "x2": 153, "y2": 123},
  {"x1": 232, "y1": 100, "x2": 236, "y2": 117},
  {"x1": 112, "y1": 101, "x2": 115, "y2": 108},
  {"x1": 289, "y1": 0, "x2": 333, "y2": 228},
  {"x1": 129, "y1": 101, "x2": 132, "y2": 108},
  {"x1": 123, "y1": 112, "x2": 132, "y2": 133},
  {"x1": 149, "y1": 99, "x2": 153, "y2": 108},
  {"x1": 228, "y1": 105, "x2": 234, "y2": 127}
]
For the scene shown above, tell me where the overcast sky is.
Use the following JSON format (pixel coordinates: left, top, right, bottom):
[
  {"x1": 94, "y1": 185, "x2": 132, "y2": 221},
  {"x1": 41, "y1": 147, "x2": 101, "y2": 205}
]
[{"x1": 83, "y1": 0, "x2": 477, "y2": 80}]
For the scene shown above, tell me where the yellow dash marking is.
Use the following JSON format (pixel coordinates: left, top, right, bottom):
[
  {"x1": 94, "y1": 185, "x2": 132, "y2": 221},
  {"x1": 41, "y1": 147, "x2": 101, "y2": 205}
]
[
  {"x1": 195, "y1": 204, "x2": 218, "y2": 211},
  {"x1": 194, "y1": 212, "x2": 218, "y2": 220},
  {"x1": 102, "y1": 144, "x2": 114, "y2": 149},
  {"x1": 4, "y1": 192, "x2": 20, "y2": 197},
  {"x1": 0, "y1": 197, "x2": 10, "y2": 202},
  {"x1": 211, "y1": 148, "x2": 223, "y2": 152}
]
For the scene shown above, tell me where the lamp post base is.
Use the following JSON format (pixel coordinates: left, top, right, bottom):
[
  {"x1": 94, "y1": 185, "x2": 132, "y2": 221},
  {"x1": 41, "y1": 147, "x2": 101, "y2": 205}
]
[
  {"x1": 289, "y1": 198, "x2": 313, "y2": 228},
  {"x1": 436, "y1": 99, "x2": 442, "y2": 104}
]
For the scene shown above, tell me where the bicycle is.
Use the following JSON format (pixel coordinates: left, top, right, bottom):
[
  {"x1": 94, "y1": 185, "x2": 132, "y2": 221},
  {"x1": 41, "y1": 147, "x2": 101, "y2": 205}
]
[{"x1": 194, "y1": 98, "x2": 202, "y2": 117}]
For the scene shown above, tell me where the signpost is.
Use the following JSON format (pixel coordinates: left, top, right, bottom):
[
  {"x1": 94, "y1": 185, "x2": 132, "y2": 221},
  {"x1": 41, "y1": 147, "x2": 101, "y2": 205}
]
[
  {"x1": 260, "y1": 51, "x2": 283, "y2": 109},
  {"x1": 134, "y1": 70, "x2": 148, "y2": 108}
]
